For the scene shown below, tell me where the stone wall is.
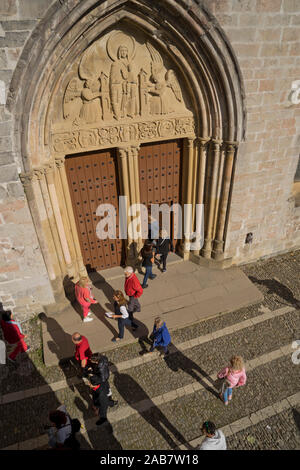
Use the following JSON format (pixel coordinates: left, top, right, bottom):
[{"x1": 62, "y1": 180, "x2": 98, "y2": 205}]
[
  {"x1": 201, "y1": 0, "x2": 300, "y2": 263},
  {"x1": 0, "y1": 0, "x2": 56, "y2": 318},
  {"x1": 0, "y1": 0, "x2": 299, "y2": 318}
]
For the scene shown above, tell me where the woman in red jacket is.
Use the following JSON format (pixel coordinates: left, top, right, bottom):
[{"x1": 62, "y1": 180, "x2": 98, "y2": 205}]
[
  {"x1": 75, "y1": 277, "x2": 98, "y2": 323},
  {"x1": 1, "y1": 311, "x2": 30, "y2": 363}
]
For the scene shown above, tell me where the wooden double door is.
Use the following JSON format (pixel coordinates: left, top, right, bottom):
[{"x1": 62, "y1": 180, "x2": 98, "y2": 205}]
[
  {"x1": 65, "y1": 149, "x2": 123, "y2": 271},
  {"x1": 138, "y1": 139, "x2": 182, "y2": 249}
]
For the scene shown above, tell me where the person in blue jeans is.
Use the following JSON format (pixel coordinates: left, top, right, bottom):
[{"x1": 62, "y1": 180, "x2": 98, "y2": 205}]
[
  {"x1": 109, "y1": 291, "x2": 134, "y2": 342},
  {"x1": 141, "y1": 242, "x2": 156, "y2": 288},
  {"x1": 147, "y1": 317, "x2": 171, "y2": 357}
]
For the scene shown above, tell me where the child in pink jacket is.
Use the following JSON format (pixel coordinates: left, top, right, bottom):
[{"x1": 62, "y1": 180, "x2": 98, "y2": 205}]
[{"x1": 217, "y1": 355, "x2": 246, "y2": 406}]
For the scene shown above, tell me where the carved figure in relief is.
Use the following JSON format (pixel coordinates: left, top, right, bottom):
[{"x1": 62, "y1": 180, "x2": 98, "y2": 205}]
[
  {"x1": 80, "y1": 79, "x2": 103, "y2": 123},
  {"x1": 146, "y1": 42, "x2": 183, "y2": 115},
  {"x1": 63, "y1": 78, "x2": 83, "y2": 121},
  {"x1": 109, "y1": 45, "x2": 138, "y2": 120}
]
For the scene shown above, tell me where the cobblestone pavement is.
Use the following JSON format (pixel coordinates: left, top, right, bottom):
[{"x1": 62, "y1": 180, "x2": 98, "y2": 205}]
[{"x1": 0, "y1": 250, "x2": 299, "y2": 450}]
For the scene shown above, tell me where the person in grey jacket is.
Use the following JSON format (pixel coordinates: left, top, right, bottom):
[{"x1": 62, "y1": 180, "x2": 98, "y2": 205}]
[{"x1": 198, "y1": 421, "x2": 227, "y2": 450}]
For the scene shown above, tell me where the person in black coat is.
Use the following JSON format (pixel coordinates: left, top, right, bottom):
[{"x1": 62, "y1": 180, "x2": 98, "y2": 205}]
[
  {"x1": 140, "y1": 242, "x2": 156, "y2": 288},
  {"x1": 155, "y1": 229, "x2": 173, "y2": 272},
  {"x1": 88, "y1": 374, "x2": 116, "y2": 426}
]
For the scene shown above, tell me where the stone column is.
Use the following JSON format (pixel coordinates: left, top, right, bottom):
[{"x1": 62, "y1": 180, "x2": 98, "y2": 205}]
[
  {"x1": 20, "y1": 171, "x2": 58, "y2": 282},
  {"x1": 55, "y1": 157, "x2": 87, "y2": 279},
  {"x1": 131, "y1": 145, "x2": 143, "y2": 254},
  {"x1": 194, "y1": 138, "x2": 209, "y2": 254},
  {"x1": 183, "y1": 138, "x2": 195, "y2": 255},
  {"x1": 44, "y1": 163, "x2": 73, "y2": 276},
  {"x1": 201, "y1": 139, "x2": 222, "y2": 259},
  {"x1": 117, "y1": 147, "x2": 134, "y2": 265},
  {"x1": 212, "y1": 141, "x2": 237, "y2": 260}
]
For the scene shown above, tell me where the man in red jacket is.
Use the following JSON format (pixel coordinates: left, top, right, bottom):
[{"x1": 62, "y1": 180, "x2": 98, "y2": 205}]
[
  {"x1": 124, "y1": 266, "x2": 143, "y2": 330},
  {"x1": 72, "y1": 332, "x2": 94, "y2": 375},
  {"x1": 1, "y1": 311, "x2": 30, "y2": 363}
]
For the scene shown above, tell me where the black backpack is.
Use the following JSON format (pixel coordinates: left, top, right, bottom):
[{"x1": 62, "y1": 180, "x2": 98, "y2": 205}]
[
  {"x1": 96, "y1": 355, "x2": 110, "y2": 383},
  {"x1": 62, "y1": 417, "x2": 81, "y2": 450}
]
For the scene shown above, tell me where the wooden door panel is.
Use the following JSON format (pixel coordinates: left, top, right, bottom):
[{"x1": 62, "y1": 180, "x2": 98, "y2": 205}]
[
  {"x1": 66, "y1": 149, "x2": 122, "y2": 271},
  {"x1": 138, "y1": 139, "x2": 182, "y2": 249}
]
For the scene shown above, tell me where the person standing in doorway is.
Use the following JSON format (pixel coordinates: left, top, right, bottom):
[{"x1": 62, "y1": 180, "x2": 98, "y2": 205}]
[
  {"x1": 198, "y1": 421, "x2": 227, "y2": 450},
  {"x1": 75, "y1": 276, "x2": 98, "y2": 323},
  {"x1": 155, "y1": 229, "x2": 174, "y2": 272},
  {"x1": 217, "y1": 355, "x2": 247, "y2": 406},
  {"x1": 141, "y1": 242, "x2": 156, "y2": 288},
  {"x1": 124, "y1": 266, "x2": 143, "y2": 330},
  {"x1": 1, "y1": 311, "x2": 30, "y2": 364}
]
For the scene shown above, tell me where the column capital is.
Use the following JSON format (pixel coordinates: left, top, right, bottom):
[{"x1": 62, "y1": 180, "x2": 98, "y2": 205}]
[
  {"x1": 55, "y1": 156, "x2": 66, "y2": 169},
  {"x1": 117, "y1": 147, "x2": 130, "y2": 159}
]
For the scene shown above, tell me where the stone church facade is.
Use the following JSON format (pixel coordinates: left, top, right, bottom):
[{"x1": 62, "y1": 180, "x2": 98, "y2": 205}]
[{"x1": 0, "y1": 0, "x2": 299, "y2": 320}]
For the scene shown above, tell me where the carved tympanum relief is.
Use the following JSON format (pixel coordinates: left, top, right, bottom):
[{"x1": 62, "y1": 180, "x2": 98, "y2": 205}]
[{"x1": 51, "y1": 30, "x2": 194, "y2": 154}]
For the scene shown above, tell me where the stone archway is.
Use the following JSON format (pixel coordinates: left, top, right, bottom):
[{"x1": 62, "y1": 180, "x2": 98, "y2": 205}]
[{"x1": 7, "y1": 0, "x2": 245, "y2": 301}]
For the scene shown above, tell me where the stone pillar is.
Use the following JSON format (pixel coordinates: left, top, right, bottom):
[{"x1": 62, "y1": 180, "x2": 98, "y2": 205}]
[
  {"x1": 55, "y1": 157, "x2": 87, "y2": 279},
  {"x1": 131, "y1": 145, "x2": 143, "y2": 254},
  {"x1": 117, "y1": 147, "x2": 135, "y2": 265},
  {"x1": 194, "y1": 138, "x2": 209, "y2": 254},
  {"x1": 201, "y1": 139, "x2": 222, "y2": 259},
  {"x1": 20, "y1": 172, "x2": 58, "y2": 282},
  {"x1": 44, "y1": 163, "x2": 73, "y2": 276},
  {"x1": 183, "y1": 138, "x2": 195, "y2": 255},
  {"x1": 212, "y1": 141, "x2": 238, "y2": 260}
]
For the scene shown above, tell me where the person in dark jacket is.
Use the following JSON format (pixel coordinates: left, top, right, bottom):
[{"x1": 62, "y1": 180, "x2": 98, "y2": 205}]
[
  {"x1": 88, "y1": 374, "x2": 116, "y2": 426},
  {"x1": 147, "y1": 317, "x2": 171, "y2": 357},
  {"x1": 141, "y1": 242, "x2": 156, "y2": 288},
  {"x1": 155, "y1": 229, "x2": 173, "y2": 272}
]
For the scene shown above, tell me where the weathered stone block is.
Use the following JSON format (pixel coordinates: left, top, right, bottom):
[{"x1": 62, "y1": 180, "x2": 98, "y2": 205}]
[
  {"x1": 0, "y1": 137, "x2": 12, "y2": 153},
  {"x1": 257, "y1": 0, "x2": 282, "y2": 12},
  {"x1": 259, "y1": 79, "x2": 275, "y2": 92},
  {"x1": 1, "y1": 21, "x2": 37, "y2": 31},
  {"x1": 0, "y1": 185, "x2": 7, "y2": 200},
  {"x1": 0, "y1": 50, "x2": 7, "y2": 69},
  {"x1": 7, "y1": 182, "x2": 24, "y2": 199},
  {"x1": 18, "y1": 0, "x2": 54, "y2": 19},
  {"x1": 282, "y1": 27, "x2": 300, "y2": 41},
  {"x1": 0, "y1": 152, "x2": 14, "y2": 166},
  {"x1": 0, "y1": 0, "x2": 17, "y2": 17},
  {"x1": 0, "y1": 32, "x2": 30, "y2": 48},
  {"x1": 0, "y1": 121, "x2": 12, "y2": 136},
  {"x1": 0, "y1": 164, "x2": 18, "y2": 183},
  {"x1": 283, "y1": 0, "x2": 300, "y2": 12}
]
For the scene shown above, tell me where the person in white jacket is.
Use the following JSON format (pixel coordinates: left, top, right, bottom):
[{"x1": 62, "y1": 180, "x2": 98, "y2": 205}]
[{"x1": 199, "y1": 421, "x2": 227, "y2": 450}]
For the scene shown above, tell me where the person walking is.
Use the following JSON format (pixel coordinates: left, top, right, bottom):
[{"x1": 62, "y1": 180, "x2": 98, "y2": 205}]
[
  {"x1": 155, "y1": 229, "x2": 174, "y2": 272},
  {"x1": 75, "y1": 276, "x2": 98, "y2": 323},
  {"x1": 88, "y1": 374, "x2": 114, "y2": 426},
  {"x1": 72, "y1": 332, "x2": 95, "y2": 376},
  {"x1": 107, "y1": 290, "x2": 135, "y2": 343},
  {"x1": 147, "y1": 317, "x2": 171, "y2": 357},
  {"x1": 93, "y1": 354, "x2": 118, "y2": 407},
  {"x1": 141, "y1": 242, "x2": 156, "y2": 288},
  {"x1": 124, "y1": 266, "x2": 143, "y2": 330},
  {"x1": 198, "y1": 421, "x2": 227, "y2": 450},
  {"x1": 1, "y1": 311, "x2": 30, "y2": 364},
  {"x1": 46, "y1": 404, "x2": 80, "y2": 450},
  {"x1": 217, "y1": 355, "x2": 247, "y2": 406}
]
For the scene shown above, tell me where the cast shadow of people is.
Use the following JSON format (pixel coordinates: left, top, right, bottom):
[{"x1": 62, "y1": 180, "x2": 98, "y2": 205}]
[
  {"x1": 162, "y1": 344, "x2": 219, "y2": 399},
  {"x1": 249, "y1": 276, "x2": 300, "y2": 308},
  {"x1": 292, "y1": 408, "x2": 300, "y2": 434},
  {"x1": 113, "y1": 367, "x2": 193, "y2": 450},
  {"x1": 38, "y1": 312, "x2": 88, "y2": 397},
  {"x1": 74, "y1": 396, "x2": 122, "y2": 450}
]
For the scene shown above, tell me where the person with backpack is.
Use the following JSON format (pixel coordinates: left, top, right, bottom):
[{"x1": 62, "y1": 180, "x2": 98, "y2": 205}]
[
  {"x1": 217, "y1": 355, "x2": 247, "y2": 406},
  {"x1": 108, "y1": 290, "x2": 136, "y2": 343},
  {"x1": 93, "y1": 354, "x2": 118, "y2": 407},
  {"x1": 46, "y1": 404, "x2": 81, "y2": 450},
  {"x1": 155, "y1": 229, "x2": 174, "y2": 272},
  {"x1": 1, "y1": 310, "x2": 30, "y2": 364},
  {"x1": 88, "y1": 374, "x2": 115, "y2": 426},
  {"x1": 140, "y1": 242, "x2": 156, "y2": 288}
]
